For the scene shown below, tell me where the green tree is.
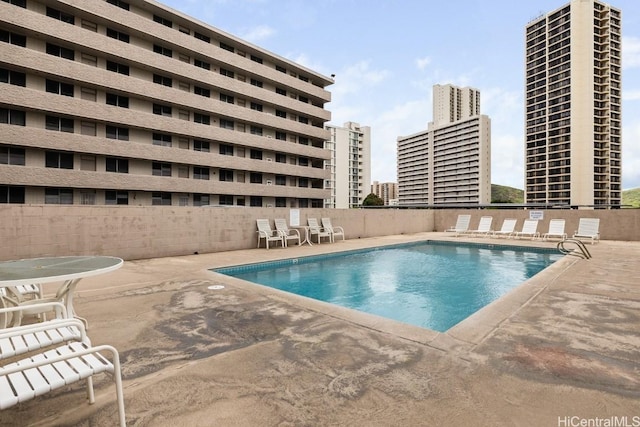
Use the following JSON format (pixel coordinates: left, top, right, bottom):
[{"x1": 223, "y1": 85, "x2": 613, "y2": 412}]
[{"x1": 362, "y1": 193, "x2": 384, "y2": 206}]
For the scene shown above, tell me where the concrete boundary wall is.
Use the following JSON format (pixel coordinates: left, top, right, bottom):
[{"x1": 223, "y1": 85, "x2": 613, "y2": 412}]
[{"x1": 1, "y1": 205, "x2": 638, "y2": 261}]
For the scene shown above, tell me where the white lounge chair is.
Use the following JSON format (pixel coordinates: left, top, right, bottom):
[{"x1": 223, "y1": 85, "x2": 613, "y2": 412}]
[
  {"x1": 492, "y1": 218, "x2": 517, "y2": 238},
  {"x1": 514, "y1": 219, "x2": 540, "y2": 240},
  {"x1": 573, "y1": 218, "x2": 600, "y2": 244},
  {"x1": 321, "y1": 218, "x2": 345, "y2": 242},
  {"x1": 307, "y1": 218, "x2": 331, "y2": 244},
  {"x1": 445, "y1": 214, "x2": 471, "y2": 236},
  {"x1": 274, "y1": 218, "x2": 301, "y2": 247},
  {"x1": 543, "y1": 219, "x2": 567, "y2": 241},
  {"x1": 468, "y1": 216, "x2": 493, "y2": 237},
  {"x1": 0, "y1": 305, "x2": 126, "y2": 426},
  {"x1": 256, "y1": 219, "x2": 284, "y2": 249}
]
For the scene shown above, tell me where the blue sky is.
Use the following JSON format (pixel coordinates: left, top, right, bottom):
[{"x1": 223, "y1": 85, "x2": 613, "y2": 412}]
[{"x1": 162, "y1": 0, "x2": 640, "y2": 190}]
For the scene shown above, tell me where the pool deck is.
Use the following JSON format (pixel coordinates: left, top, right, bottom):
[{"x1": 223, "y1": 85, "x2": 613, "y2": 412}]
[{"x1": 2, "y1": 233, "x2": 639, "y2": 426}]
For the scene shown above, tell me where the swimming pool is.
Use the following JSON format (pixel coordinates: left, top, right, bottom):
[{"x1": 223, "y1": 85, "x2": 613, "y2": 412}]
[{"x1": 214, "y1": 241, "x2": 563, "y2": 332}]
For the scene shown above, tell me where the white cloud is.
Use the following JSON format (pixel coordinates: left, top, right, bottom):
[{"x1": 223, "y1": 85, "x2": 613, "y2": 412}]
[
  {"x1": 623, "y1": 90, "x2": 640, "y2": 101},
  {"x1": 239, "y1": 25, "x2": 275, "y2": 43},
  {"x1": 415, "y1": 57, "x2": 431, "y2": 70},
  {"x1": 622, "y1": 121, "x2": 640, "y2": 190},
  {"x1": 622, "y1": 36, "x2": 640, "y2": 69}
]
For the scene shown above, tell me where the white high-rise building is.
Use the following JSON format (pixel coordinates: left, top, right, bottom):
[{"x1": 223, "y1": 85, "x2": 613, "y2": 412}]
[
  {"x1": 398, "y1": 84, "x2": 491, "y2": 205},
  {"x1": 524, "y1": 0, "x2": 622, "y2": 207},
  {"x1": 325, "y1": 122, "x2": 371, "y2": 208}
]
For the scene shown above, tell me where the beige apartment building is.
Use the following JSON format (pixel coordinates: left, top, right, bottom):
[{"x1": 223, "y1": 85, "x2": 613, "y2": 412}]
[
  {"x1": 371, "y1": 181, "x2": 398, "y2": 206},
  {"x1": 397, "y1": 84, "x2": 491, "y2": 205},
  {"x1": 325, "y1": 122, "x2": 371, "y2": 209},
  {"x1": 525, "y1": 0, "x2": 621, "y2": 207},
  {"x1": 0, "y1": 0, "x2": 333, "y2": 207}
]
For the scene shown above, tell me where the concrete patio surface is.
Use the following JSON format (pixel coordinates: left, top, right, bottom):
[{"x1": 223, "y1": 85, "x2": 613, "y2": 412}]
[{"x1": 1, "y1": 233, "x2": 638, "y2": 426}]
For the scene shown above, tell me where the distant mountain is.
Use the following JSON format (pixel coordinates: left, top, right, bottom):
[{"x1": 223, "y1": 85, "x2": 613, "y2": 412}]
[
  {"x1": 489, "y1": 185, "x2": 640, "y2": 206},
  {"x1": 491, "y1": 184, "x2": 524, "y2": 204},
  {"x1": 622, "y1": 188, "x2": 640, "y2": 207}
]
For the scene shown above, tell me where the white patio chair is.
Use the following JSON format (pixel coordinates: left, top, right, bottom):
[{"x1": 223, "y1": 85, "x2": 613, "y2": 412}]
[
  {"x1": 543, "y1": 219, "x2": 567, "y2": 241},
  {"x1": 0, "y1": 304, "x2": 126, "y2": 426},
  {"x1": 492, "y1": 218, "x2": 517, "y2": 238},
  {"x1": 307, "y1": 218, "x2": 331, "y2": 244},
  {"x1": 514, "y1": 219, "x2": 540, "y2": 240},
  {"x1": 468, "y1": 216, "x2": 493, "y2": 237},
  {"x1": 321, "y1": 218, "x2": 345, "y2": 242},
  {"x1": 445, "y1": 214, "x2": 471, "y2": 236},
  {"x1": 274, "y1": 218, "x2": 301, "y2": 247},
  {"x1": 573, "y1": 218, "x2": 600, "y2": 244},
  {"x1": 256, "y1": 219, "x2": 285, "y2": 249}
]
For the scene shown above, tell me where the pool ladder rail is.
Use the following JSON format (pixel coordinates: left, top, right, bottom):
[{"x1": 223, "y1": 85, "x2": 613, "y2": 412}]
[{"x1": 557, "y1": 238, "x2": 592, "y2": 260}]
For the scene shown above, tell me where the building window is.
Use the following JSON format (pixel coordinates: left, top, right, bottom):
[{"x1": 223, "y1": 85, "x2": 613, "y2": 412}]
[
  {"x1": 219, "y1": 42, "x2": 234, "y2": 52},
  {"x1": 276, "y1": 87, "x2": 286, "y2": 96},
  {"x1": 106, "y1": 93, "x2": 129, "y2": 108},
  {"x1": 220, "y1": 68, "x2": 234, "y2": 78},
  {"x1": 153, "y1": 44, "x2": 172, "y2": 57},
  {"x1": 219, "y1": 119, "x2": 234, "y2": 130},
  {"x1": 275, "y1": 131, "x2": 287, "y2": 141},
  {"x1": 153, "y1": 74, "x2": 172, "y2": 87},
  {"x1": 250, "y1": 196, "x2": 262, "y2": 207},
  {"x1": 219, "y1": 144, "x2": 234, "y2": 156},
  {"x1": 250, "y1": 55, "x2": 263, "y2": 64},
  {"x1": 106, "y1": 60, "x2": 129, "y2": 75},
  {"x1": 250, "y1": 126, "x2": 263, "y2": 136},
  {"x1": 194, "y1": 140, "x2": 209, "y2": 152},
  {"x1": 45, "y1": 79, "x2": 74, "y2": 97},
  {"x1": 194, "y1": 59, "x2": 211, "y2": 70},
  {"x1": 276, "y1": 65, "x2": 286, "y2": 73},
  {"x1": 299, "y1": 95, "x2": 309, "y2": 103},
  {"x1": 45, "y1": 43, "x2": 74, "y2": 60},
  {"x1": 275, "y1": 153, "x2": 286, "y2": 163},
  {"x1": 220, "y1": 93, "x2": 234, "y2": 104},
  {"x1": 194, "y1": 86, "x2": 210, "y2": 97},
  {"x1": 275, "y1": 109, "x2": 286, "y2": 118},
  {"x1": 45, "y1": 188, "x2": 73, "y2": 204},
  {"x1": 193, "y1": 194, "x2": 210, "y2": 206},
  {"x1": 153, "y1": 104, "x2": 171, "y2": 116},
  {"x1": 275, "y1": 175, "x2": 286, "y2": 186},
  {"x1": 45, "y1": 151, "x2": 74, "y2": 169},
  {"x1": 298, "y1": 116, "x2": 309, "y2": 124},
  {"x1": 153, "y1": 14, "x2": 172, "y2": 27},
  {"x1": 250, "y1": 172, "x2": 262, "y2": 184},
  {"x1": 276, "y1": 197, "x2": 286, "y2": 207},
  {"x1": 151, "y1": 192, "x2": 171, "y2": 205},
  {"x1": 0, "y1": 108, "x2": 25, "y2": 126},
  {"x1": 0, "y1": 69, "x2": 26, "y2": 86},
  {"x1": 106, "y1": 28, "x2": 129, "y2": 43},
  {"x1": 0, "y1": 30, "x2": 26, "y2": 47},
  {"x1": 194, "y1": 32, "x2": 210, "y2": 43},
  {"x1": 106, "y1": 126, "x2": 129, "y2": 140},
  {"x1": 152, "y1": 133, "x2": 172, "y2": 147},
  {"x1": 250, "y1": 78, "x2": 263, "y2": 88},
  {"x1": 219, "y1": 195, "x2": 233, "y2": 205},
  {"x1": 80, "y1": 121, "x2": 96, "y2": 136},
  {"x1": 105, "y1": 190, "x2": 128, "y2": 205},
  {"x1": 178, "y1": 165, "x2": 189, "y2": 178},
  {"x1": 152, "y1": 162, "x2": 172, "y2": 176},
  {"x1": 194, "y1": 113, "x2": 210, "y2": 125},
  {"x1": 194, "y1": 167, "x2": 209, "y2": 180},
  {"x1": 0, "y1": 186, "x2": 25, "y2": 203},
  {"x1": 80, "y1": 155, "x2": 96, "y2": 171},
  {"x1": 3, "y1": 0, "x2": 26, "y2": 7},
  {"x1": 250, "y1": 149, "x2": 263, "y2": 160},
  {"x1": 219, "y1": 169, "x2": 233, "y2": 182},
  {"x1": 106, "y1": 0, "x2": 129, "y2": 10},
  {"x1": 298, "y1": 178, "x2": 309, "y2": 188},
  {"x1": 0, "y1": 146, "x2": 25, "y2": 165},
  {"x1": 105, "y1": 157, "x2": 129, "y2": 173},
  {"x1": 45, "y1": 115, "x2": 74, "y2": 133},
  {"x1": 250, "y1": 102, "x2": 263, "y2": 112}
]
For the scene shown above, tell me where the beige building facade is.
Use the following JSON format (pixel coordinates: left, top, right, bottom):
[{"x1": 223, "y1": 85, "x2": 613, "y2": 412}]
[
  {"x1": 525, "y1": 0, "x2": 621, "y2": 207},
  {"x1": 325, "y1": 122, "x2": 371, "y2": 209},
  {"x1": 398, "y1": 84, "x2": 491, "y2": 205},
  {"x1": 371, "y1": 181, "x2": 398, "y2": 206},
  {"x1": 0, "y1": 0, "x2": 333, "y2": 207}
]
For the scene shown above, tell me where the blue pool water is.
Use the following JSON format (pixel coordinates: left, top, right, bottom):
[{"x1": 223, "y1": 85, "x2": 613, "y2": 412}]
[{"x1": 215, "y1": 242, "x2": 562, "y2": 332}]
